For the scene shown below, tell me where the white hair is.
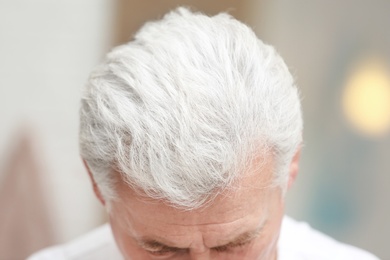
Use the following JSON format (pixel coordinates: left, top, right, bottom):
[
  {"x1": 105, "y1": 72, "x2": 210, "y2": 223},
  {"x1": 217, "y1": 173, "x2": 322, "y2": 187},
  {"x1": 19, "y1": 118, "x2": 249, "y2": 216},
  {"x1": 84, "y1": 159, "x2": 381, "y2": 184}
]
[{"x1": 79, "y1": 7, "x2": 302, "y2": 209}]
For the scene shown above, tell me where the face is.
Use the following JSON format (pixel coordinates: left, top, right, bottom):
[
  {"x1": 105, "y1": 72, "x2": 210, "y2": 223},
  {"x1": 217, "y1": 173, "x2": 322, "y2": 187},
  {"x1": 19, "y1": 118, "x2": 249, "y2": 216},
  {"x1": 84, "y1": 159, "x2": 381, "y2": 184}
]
[{"x1": 106, "y1": 154, "x2": 287, "y2": 260}]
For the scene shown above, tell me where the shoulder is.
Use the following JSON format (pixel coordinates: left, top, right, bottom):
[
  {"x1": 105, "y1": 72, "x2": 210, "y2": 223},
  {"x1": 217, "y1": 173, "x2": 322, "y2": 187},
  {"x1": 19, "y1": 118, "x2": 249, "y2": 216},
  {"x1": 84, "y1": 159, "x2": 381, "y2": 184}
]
[
  {"x1": 27, "y1": 224, "x2": 123, "y2": 260},
  {"x1": 278, "y1": 216, "x2": 379, "y2": 260}
]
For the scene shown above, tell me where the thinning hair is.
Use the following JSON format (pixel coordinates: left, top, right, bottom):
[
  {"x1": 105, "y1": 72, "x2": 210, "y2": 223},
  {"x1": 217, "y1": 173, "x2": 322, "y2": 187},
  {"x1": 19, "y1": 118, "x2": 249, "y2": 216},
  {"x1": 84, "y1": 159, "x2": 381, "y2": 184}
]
[{"x1": 79, "y1": 7, "x2": 302, "y2": 209}]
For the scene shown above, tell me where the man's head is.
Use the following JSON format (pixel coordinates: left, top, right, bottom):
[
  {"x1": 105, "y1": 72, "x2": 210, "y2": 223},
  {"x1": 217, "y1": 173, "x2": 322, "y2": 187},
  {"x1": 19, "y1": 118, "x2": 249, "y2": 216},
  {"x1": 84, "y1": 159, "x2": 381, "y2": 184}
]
[{"x1": 79, "y1": 7, "x2": 302, "y2": 259}]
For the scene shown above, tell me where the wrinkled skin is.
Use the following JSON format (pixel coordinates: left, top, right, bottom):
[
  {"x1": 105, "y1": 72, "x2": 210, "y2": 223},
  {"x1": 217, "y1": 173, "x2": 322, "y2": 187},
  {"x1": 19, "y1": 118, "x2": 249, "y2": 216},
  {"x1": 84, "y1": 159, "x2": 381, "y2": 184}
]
[{"x1": 88, "y1": 151, "x2": 300, "y2": 260}]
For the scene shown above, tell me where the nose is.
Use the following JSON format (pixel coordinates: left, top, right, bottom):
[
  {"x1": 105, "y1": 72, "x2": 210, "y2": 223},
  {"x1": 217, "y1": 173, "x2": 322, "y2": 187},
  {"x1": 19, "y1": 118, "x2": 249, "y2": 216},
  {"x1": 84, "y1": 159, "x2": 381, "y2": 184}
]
[{"x1": 189, "y1": 248, "x2": 211, "y2": 260}]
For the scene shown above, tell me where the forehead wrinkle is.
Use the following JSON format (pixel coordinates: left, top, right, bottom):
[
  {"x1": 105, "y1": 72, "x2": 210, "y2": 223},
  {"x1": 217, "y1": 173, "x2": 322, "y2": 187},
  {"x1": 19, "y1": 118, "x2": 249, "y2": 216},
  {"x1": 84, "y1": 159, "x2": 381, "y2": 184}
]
[
  {"x1": 136, "y1": 216, "x2": 267, "y2": 252},
  {"x1": 162, "y1": 215, "x2": 245, "y2": 227},
  {"x1": 113, "y1": 184, "x2": 271, "y2": 233},
  {"x1": 215, "y1": 214, "x2": 268, "y2": 247}
]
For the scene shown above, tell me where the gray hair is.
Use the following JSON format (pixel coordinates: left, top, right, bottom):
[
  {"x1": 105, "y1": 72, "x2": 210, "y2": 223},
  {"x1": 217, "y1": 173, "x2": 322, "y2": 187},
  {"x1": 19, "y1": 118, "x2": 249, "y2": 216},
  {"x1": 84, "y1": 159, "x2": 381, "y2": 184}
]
[{"x1": 79, "y1": 7, "x2": 302, "y2": 209}]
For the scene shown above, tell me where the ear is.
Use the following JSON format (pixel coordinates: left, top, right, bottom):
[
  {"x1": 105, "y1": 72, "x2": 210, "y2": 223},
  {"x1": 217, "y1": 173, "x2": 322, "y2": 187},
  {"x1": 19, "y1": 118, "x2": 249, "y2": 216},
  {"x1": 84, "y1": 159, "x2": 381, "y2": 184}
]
[
  {"x1": 287, "y1": 147, "x2": 301, "y2": 189},
  {"x1": 83, "y1": 159, "x2": 106, "y2": 206}
]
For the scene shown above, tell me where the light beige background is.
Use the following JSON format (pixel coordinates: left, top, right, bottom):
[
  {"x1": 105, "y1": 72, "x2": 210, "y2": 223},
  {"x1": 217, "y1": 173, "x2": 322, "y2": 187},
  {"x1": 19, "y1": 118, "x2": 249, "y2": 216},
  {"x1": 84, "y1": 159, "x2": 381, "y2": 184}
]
[{"x1": 0, "y1": 1, "x2": 389, "y2": 259}]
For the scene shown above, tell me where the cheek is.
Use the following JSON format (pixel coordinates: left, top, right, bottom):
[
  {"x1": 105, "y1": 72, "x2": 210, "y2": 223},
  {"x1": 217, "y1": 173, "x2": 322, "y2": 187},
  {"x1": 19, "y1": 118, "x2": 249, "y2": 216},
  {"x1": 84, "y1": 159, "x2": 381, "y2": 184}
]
[
  {"x1": 212, "y1": 238, "x2": 278, "y2": 260},
  {"x1": 241, "y1": 206, "x2": 284, "y2": 259},
  {"x1": 257, "y1": 210, "x2": 284, "y2": 259},
  {"x1": 213, "y1": 218, "x2": 283, "y2": 260},
  {"x1": 241, "y1": 230, "x2": 280, "y2": 260},
  {"x1": 254, "y1": 229, "x2": 280, "y2": 260}
]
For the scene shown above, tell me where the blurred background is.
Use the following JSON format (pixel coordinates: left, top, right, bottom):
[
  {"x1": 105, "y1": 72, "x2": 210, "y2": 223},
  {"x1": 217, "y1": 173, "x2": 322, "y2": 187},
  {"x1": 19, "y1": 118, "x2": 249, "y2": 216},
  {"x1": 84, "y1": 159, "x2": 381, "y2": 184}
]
[{"x1": 0, "y1": 0, "x2": 389, "y2": 259}]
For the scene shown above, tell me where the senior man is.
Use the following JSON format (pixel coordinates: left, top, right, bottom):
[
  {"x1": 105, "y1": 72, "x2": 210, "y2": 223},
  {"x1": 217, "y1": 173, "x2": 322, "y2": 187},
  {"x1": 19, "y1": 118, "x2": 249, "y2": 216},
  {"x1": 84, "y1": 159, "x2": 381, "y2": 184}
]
[{"x1": 29, "y1": 8, "x2": 378, "y2": 260}]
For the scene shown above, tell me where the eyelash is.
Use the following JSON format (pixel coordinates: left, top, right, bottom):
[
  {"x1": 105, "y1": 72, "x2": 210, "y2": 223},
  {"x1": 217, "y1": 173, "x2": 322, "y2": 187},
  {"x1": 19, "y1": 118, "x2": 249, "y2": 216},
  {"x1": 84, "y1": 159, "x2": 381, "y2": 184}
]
[
  {"x1": 148, "y1": 249, "x2": 174, "y2": 256},
  {"x1": 212, "y1": 241, "x2": 250, "y2": 252},
  {"x1": 146, "y1": 240, "x2": 252, "y2": 255},
  {"x1": 147, "y1": 248, "x2": 186, "y2": 257}
]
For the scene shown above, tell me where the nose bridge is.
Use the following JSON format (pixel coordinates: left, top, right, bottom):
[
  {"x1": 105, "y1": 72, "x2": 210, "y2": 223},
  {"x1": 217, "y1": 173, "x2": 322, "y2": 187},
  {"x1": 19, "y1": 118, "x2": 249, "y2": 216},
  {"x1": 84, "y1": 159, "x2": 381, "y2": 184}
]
[
  {"x1": 186, "y1": 229, "x2": 211, "y2": 260},
  {"x1": 189, "y1": 248, "x2": 211, "y2": 260}
]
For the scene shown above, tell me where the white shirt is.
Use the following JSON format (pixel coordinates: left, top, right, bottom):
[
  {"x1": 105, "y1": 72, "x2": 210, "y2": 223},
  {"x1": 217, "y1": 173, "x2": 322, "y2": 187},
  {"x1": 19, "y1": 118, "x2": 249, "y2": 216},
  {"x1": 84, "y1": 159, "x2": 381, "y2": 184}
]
[{"x1": 28, "y1": 216, "x2": 379, "y2": 260}]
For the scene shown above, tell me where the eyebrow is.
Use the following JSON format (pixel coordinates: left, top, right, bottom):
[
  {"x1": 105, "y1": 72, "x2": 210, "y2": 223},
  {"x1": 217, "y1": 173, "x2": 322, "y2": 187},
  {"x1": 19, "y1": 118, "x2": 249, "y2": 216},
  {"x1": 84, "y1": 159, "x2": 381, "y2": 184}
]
[
  {"x1": 211, "y1": 222, "x2": 266, "y2": 251},
  {"x1": 139, "y1": 240, "x2": 183, "y2": 253},
  {"x1": 215, "y1": 228, "x2": 261, "y2": 248},
  {"x1": 138, "y1": 218, "x2": 267, "y2": 253}
]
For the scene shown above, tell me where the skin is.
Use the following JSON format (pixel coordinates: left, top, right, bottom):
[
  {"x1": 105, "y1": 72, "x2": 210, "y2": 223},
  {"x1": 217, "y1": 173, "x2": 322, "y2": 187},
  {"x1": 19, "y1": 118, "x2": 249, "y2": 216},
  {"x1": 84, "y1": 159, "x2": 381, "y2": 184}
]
[{"x1": 86, "y1": 149, "x2": 300, "y2": 260}]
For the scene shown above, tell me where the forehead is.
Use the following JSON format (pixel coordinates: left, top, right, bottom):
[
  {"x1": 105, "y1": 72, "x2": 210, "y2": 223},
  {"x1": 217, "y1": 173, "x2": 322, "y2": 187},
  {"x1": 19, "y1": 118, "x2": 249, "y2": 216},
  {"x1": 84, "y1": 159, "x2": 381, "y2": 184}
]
[{"x1": 111, "y1": 153, "x2": 276, "y2": 226}]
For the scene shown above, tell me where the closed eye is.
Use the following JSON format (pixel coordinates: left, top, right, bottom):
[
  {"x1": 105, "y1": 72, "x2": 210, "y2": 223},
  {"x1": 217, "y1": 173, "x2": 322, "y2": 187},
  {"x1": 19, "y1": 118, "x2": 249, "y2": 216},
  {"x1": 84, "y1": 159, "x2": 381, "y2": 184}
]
[
  {"x1": 147, "y1": 249, "x2": 174, "y2": 256},
  {"x1": 145, "y1": 246, "x2": 187, "y2": 257},
  {"x1": 212, "y1": 240, "x2": 252, "y2": 252}
]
